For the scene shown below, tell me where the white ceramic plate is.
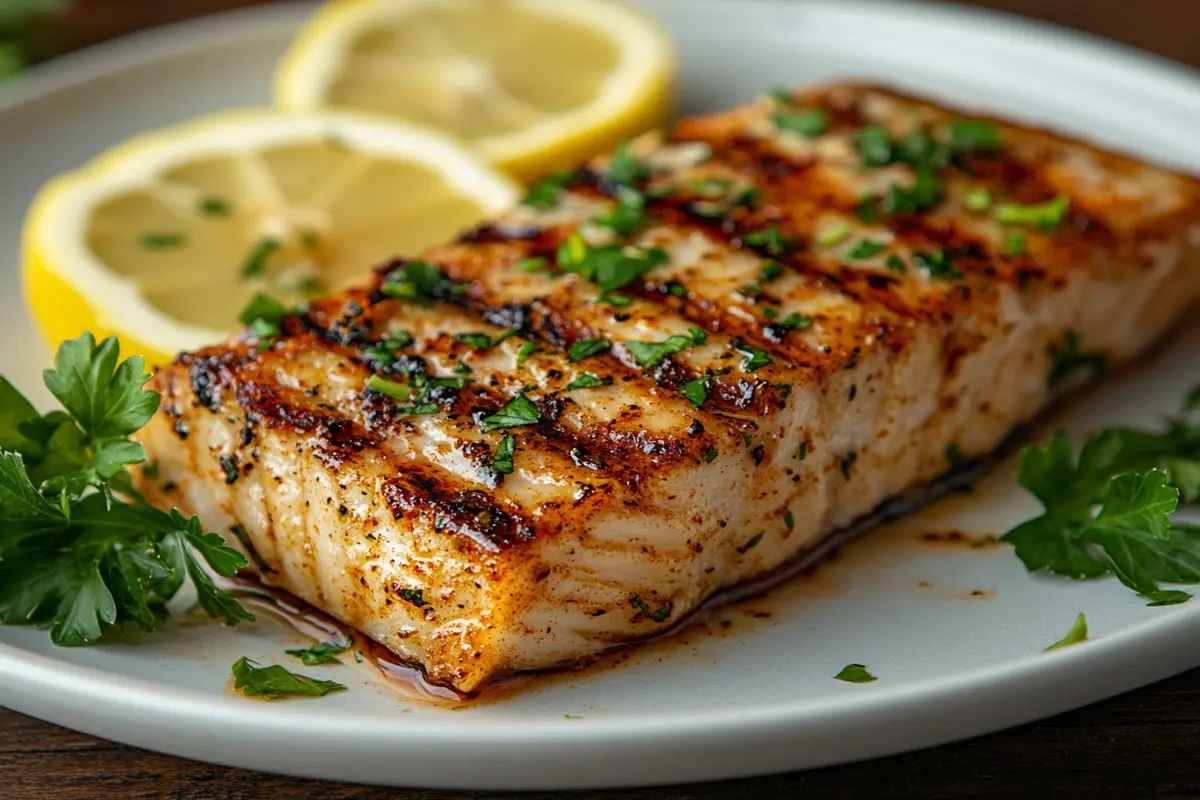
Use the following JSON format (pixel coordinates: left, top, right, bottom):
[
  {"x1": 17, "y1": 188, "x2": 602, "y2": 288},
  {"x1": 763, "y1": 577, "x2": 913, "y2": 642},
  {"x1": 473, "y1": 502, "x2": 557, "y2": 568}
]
[{"x1": 2, "y1": 0, "x2": 1200, "y2": 791}]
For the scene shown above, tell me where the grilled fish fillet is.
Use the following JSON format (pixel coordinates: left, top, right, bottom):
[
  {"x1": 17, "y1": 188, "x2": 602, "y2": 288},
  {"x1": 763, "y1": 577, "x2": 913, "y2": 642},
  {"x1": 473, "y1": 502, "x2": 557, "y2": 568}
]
[{"x1": 136, "y1": 84, "x2": 1200, "y2": 694}]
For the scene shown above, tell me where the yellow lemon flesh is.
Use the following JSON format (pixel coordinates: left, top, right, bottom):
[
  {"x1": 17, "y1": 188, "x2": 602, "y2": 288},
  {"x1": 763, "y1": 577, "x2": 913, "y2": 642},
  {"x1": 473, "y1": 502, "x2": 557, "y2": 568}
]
[
  {"x1": 274, "y1": 0, "x2": 675, "y2": 181},
  {"x1": 22, "y1": 109, "x2": 520, "y2": 366}
]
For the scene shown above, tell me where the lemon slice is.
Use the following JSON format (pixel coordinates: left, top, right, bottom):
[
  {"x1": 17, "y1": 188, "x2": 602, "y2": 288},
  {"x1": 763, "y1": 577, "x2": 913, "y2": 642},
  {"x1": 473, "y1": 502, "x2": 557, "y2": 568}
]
[
  {"x1": 274, "y1": 0, "x2": 674, "y2": 181},
  {"x1": 22, "y1": 109, "x2": 520, "y2": 365}
]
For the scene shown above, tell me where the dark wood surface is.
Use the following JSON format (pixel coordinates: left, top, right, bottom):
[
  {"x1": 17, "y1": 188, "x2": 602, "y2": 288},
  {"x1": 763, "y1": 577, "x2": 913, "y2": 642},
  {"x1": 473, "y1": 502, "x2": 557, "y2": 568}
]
[{"x1": 5, "y1": 1, "x2": 1200, "y2": 798}]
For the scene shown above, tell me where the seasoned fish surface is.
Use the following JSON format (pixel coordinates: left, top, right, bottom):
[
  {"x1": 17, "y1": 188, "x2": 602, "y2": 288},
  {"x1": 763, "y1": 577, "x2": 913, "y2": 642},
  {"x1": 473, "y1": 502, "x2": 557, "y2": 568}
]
[{"x1": 137, "y1": 84, "x2": 1200, "y2": 694}]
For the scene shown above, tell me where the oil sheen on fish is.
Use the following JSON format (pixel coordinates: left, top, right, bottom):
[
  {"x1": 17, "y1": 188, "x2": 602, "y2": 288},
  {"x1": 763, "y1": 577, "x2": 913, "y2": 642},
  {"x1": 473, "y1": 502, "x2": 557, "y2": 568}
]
[{"x1": 135, "y1": 84, "x2": 1200, "y2": 694}]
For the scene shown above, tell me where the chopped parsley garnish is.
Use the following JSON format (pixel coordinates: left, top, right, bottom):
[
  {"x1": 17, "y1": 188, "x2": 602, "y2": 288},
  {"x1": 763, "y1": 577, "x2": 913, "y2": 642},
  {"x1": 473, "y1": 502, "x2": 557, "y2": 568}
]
[
  {"x1": 197, "y1": 196, "x2": 232, "y2": 216},
  {"x1": 285, "y1": 641, "x2": 349, "y2": 666},
  {"x1": 797, "y1": 441, "x2": 808, "y2": 461},
  {"x1": 691, "y1": 178, "x2": 734, "y2": 197},
  {"x1": 479, "y1": 393, "x2": 541, "y2": 432},
  {"x1": 884, "y1": 255, "x2": 907, "y2": 274},
  {"x1": 595, "y1": 293, "x2": 634, "y2": 308},
  {"x1": 759, "y1": 261, "x2": 784, "y2": 283},
  {"x1": 365, "y1": 375, "x2": 411, "y2": 402},
  {"x1": 774, "y1": 313, "x2": 813, "y2": 331},
  {"x1": 557, "y1": 233, "x2": 667, "y2": 292},
  {"x1": 737, "y1": 532, "x2": 764, "y2": 554},
  {"x1": 771, "y1": 108, "x2": 830, "y2": 138},
  {"x1": 1048, "y1": 331, "x2": 1107, "y2": 388},
  {"x1": 592, "y1": 186, "x2": 648, "y2": 236},
  {"x1": 231, "y1": 657, "x2": 346, "y2": 700},
  {"x1": 607, "y1": 142, "x2": 652, "y2": 187},
  {"x1": 913, "y1": 249, "x2": 962, "y2": 280},
  {"x1": 994, "y1": 195, "x2": 1070, "y2": 230},
  {"x1": 239, "y1": 236, "x2": 281, "y2": 280},
  {"x1": 238, "y1": 293, "x2": 292, "y2": 341},
  {"x1": 784, "y1": 509, "x2": 794, "y2": 531},
  {"x1": 702, "y1": 447, "x2": 719, "y2": 464},
  {"x1": 946, "y1": 119, "x2": 1001, "y2": 153},
  {"x1": 628, "y1": 594, "x2": 671, "y2": 623},
  {"x1": 734, "y1": 342, "x2": 772, "y2": 372},
  {"x1": 1044, "y1": 613, "x2": 1088, "y2": 652},
  {"x1": 491, "y1": 434, "x2": 516, "y2": 475},
  {"x1": 742, "y1": 225, "x2": 792, "y2": 256},
  {"x1": 456, "y1": 330, "x2": 517, "y2": 350},
  {"x1": 844, "y1": 240, "x2": 885, "y2": 260},
  {"x1": 381, "y1": 261, "x2": 467, "y2": 302},
  {"x1": 0, "y1": 334, "x2": 252, "y2": 646},
  {"x1": 454, "y1": 360, "x2": 473, "y2": 375},
  {"x1": 679, "y1": 376, "x2": 710, "y2": 406},
  {"x1": 365, "y1": 331, "x2": 415, "y2": 365},
  {"x1": 855, "y1": 124, "x2": 894, "y2": 167},
  {"x1": 880, "y1": 171, "x2": 942, "y2": 215},
  {"x1": 515, "y1": 256, "x2": 549, "y2": 273},
  {"x1": 523, "y1": 168, "x2": 574, "y2": 209},
  {"x1": 814, "y1": 223, "x2": 851, "y2": 247},
  {"x1": 568, "y1": 338, "x2": 612, "y2": 363},
  {"x1": 566, "y1": 373, "x2": 606, "y2": 390},
  {"x1": 516, "y1": 341, "x2": 537, "y2": 365},
  {"x1": 963, "y1": 187, "x2": 992, "y2": 211},
  {"x1": 397, "y1": 588, "x2": 426, "y2": 607},
  {"x1": 624, "y1": 327, "x2": 707, "y2": 369},
  {"x1": 854, "y1": 193, "x2": 880, "y2": 223},
  {"x1": 139, "y1": 232, "x2": 186, "y2": 250},
  {"x1": 834, "y1": 664, "x2": 877, "y2": 683},
  {"x1": 1004, "y1": 230, "x2": 1027, "y2": 257}
]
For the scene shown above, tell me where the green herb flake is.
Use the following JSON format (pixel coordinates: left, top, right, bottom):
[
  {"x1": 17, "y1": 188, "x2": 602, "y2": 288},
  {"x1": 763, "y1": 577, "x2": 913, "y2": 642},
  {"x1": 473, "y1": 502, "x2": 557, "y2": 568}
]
[
  {"x1": 737, "y1": 532, "x2": 764, "y2": 554},
  {"x1": 758, "y1": 261, "x2": 784, "y2": 283},
  {"x1": 834, "y1": 663, "x2": 877, "y2": 683},
  {"x1": 884, "y1": 255, "x2": 907, "y2": 275},
  {"x1": 607, "y1": 142, "x2": 652, "y2": 187},
  {"x1": 1044, "y1": 613, "x2": 1089, "y2": 652},
  {"x1": 240, "y1": 237, "x2": 281, "y2": 280},
  {"x1": 197, "y1": 196, "x2": 232, "y2": 216},
  {"x1": 479, "y1": 393, "x2": 541, "y2": 432},
  {"x1": 784, "y1": 510, "x2": 794, "y2": 531},
  {"x1": 238, "y1": 293, "x2": 292, "y2": 343},
  {"x1": 814, "y1": 223, "x2": 851, "y2": 247},
  {"x1": 566, "y1": 373, "x2": 606, "y2": 391},
  {"x1": 397, "y1": 588, "x2": 426, "y2": 607},
  {"x1": 946, "y1": 119, "x2": 1001, "y2": 152},
  {"x1": 139, "y1": 232, "x2": 186, "y2": 250},
  {"x1": 365, "y1": 375, "x2": 411, "y2": 402},
  {"x1": 232, "y1": 657, "x2": 346, "y2": 700},
  {"x1": 568, "y1": 338, "x2": 612, "y2": 363},
  {"x1": 1004, "y1": 230, "x2": 1027, "y2": 257},
  {"x1": 679, "y1": 377, "x2": 710, "y2": 407},
  {"x1": 523, "y1": 169, "x2": 574, "y2": 209},
  {"x1": 735, "y1": 343, "x2": 772, "y2": 373},
  {"x1": 595, "y1": 293, "x2": 634, "y2": 308},
  {"x1": 994, "y1": 195, "x2": 1070, "y2": 231},
  {"x1": 702, "y1": 447, "x2": 719, "y2": 464},
  {"x1": 515, "y1": 341, "x2": 537, "y2": 366},
  {"x1": 557, "y1": 233, "x2": 668, "y2": 293},
  {"x1": 797, "y1": 441, "x2": 808, "y2": 461},
  {"x1": 963, "y1": 187, "x2": 992, "y2": 212},
  {"x1": 380, "y1": 261, "x2": 467, "y2": 303},
  {"x1": 913, "y1": 249, "x2": 962, "y2": 280},
  {"x1": 743, "y1": 225, "x2": 792, "y2": 256},
  {"x1": 772, "y1": 109, "x2": 830, "y2": 138},
  {"x1": 624, "y1": 328, "x2": 707, "y2": 369},
  {"x1": 628, "y1": 594, "x2": 671, "y2": 623},
  {"x1": 592, "y1": 186, "x2": 648, "y2": 236},
  {"x1": 515, "y1": 256, "x2": 549, "y2": 273},
  {"x1": 491, "y1": 434, "x2": 516, "y2": 475},
  {"x1": 285, "y1": 641, "x2": 349, "y2": 666},
  {"x1": 844, "y1": 240, "x2": 886, "y2": 260},
  {"x1": 855, "y1": 124, "x2": 894, "y2": 167}
]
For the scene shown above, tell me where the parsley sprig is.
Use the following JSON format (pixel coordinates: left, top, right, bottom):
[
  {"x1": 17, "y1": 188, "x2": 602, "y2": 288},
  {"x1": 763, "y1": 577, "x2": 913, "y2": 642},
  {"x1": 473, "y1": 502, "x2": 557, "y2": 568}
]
[
  {"x1": 1003, "y1": 411, "x2": 1200, "y2": 606},
  {"x1": 0, "y1": 334, "x2": 252, "y2": 645}
]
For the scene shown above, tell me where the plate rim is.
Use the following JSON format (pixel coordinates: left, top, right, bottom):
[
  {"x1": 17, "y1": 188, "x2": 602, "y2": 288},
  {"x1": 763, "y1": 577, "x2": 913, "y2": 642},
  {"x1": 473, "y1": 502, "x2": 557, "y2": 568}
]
[{"x1": 2, "y1": 0, "x2": 1200, "y2": 789}]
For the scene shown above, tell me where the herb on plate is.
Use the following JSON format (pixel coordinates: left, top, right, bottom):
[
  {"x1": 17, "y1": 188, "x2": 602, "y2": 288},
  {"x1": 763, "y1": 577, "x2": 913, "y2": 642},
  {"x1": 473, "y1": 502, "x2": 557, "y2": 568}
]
[
  {"x1": 231, "y1": 656, "x2": 346, "y2": 699},
  {"x1": 285, "y1": 641, "x2": 349, "y2": 666},
  {"x1": 0, "y1": 334, "x2": 252, "y2": 645},
  {"x1": 834, "y1": 664, "x2": 877, "y2": 683},
  {"x1": 1044, "y1": 613, "x2": 1089, "y2": 652}
]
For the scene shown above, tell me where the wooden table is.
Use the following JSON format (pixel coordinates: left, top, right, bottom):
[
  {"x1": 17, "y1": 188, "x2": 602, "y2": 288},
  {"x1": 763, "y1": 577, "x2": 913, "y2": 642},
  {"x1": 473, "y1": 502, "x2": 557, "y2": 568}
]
[{"x1": 4, "y1": 1, "x2": 1200, "y2": 797}]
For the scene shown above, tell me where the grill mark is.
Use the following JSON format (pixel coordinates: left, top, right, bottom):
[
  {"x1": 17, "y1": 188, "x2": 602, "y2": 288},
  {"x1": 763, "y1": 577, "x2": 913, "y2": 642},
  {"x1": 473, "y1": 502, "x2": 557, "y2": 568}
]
[
  {"x1": 235, "y1": 379, "x2": 374, "y2": 469},
  {"x1": 381, "y1": 468, "x2": 540, "y2": 551}
]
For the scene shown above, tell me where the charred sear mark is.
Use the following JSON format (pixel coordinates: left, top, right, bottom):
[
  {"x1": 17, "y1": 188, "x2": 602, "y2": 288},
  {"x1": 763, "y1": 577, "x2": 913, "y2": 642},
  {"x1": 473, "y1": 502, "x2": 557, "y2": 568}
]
[
  {"x1": 382, "y1": 474, "x2": 538, "y2": 549},
  {"x1": 184, "y1": 349, "x2": 248, "y2": 412},
  {"x1": 480, "y1": 303, "x2": 530, "y2": 331},
  {"x1": 236, "y1": 381, "x2": 373, "y2": 467}
]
